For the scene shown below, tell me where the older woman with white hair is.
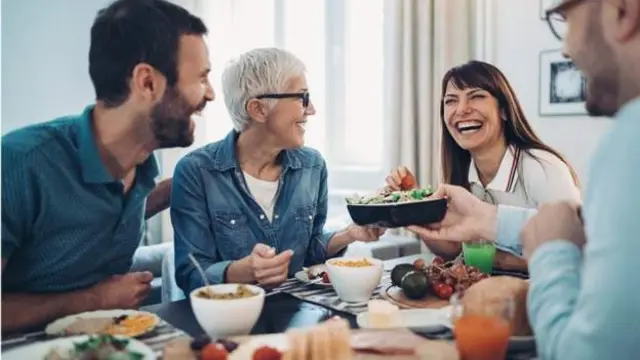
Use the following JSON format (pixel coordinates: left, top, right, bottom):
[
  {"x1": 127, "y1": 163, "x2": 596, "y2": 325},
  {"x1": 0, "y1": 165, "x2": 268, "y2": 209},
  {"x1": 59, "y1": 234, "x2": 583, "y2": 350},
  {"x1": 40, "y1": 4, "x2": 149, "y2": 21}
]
[{"x1": 171, "y1": 47, "x2": 384, "y2": 293}]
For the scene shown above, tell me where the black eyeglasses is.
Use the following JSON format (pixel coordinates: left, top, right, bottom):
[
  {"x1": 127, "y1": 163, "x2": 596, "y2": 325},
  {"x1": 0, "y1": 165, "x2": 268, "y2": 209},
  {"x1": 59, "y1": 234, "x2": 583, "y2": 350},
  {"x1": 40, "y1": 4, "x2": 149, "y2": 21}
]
[
  {"x1": 255, "y1": 91, "x2": 310, "y2": 108},
  {"x1": 544, "y1": 0, "x2": 587, "y2": 40}
]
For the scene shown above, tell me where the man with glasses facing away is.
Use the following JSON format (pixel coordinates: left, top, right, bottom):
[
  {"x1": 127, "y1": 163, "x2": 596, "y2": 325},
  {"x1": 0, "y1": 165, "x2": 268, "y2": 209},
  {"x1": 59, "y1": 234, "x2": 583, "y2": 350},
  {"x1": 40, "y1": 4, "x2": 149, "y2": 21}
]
[
  {"x1": 407, "y1": 0, "x2": 640, "y2": 359},
  {"x1": 171, "y1": 47, "x2": 384, "y2": 295}
]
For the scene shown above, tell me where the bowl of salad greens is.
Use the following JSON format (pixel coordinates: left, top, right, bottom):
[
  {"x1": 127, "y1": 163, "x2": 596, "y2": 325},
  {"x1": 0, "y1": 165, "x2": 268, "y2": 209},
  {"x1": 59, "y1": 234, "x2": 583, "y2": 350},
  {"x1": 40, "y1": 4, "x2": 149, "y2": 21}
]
[{"x1": 345, "y1": 186, "x2": 447, "y2": 228}]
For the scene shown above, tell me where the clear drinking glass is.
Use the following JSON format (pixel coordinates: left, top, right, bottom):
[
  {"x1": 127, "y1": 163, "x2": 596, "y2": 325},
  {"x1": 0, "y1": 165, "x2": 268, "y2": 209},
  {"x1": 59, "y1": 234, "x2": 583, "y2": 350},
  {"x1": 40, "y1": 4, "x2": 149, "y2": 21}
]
[{"x1": 450, "y1": 292, "x2": 514, "y2": 360}]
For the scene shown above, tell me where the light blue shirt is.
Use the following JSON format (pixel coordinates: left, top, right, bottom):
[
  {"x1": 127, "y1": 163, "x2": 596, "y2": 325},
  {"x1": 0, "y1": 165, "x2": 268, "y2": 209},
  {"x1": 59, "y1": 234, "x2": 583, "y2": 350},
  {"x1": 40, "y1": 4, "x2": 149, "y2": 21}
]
[{"x1": 496, "y1": 97, "x2": 640, "y2": 360}]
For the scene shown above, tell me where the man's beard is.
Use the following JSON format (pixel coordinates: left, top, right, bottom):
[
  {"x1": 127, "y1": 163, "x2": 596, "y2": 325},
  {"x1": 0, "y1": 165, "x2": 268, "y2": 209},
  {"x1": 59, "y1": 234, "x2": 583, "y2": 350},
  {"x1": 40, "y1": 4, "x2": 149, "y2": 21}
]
[
  {"x1": 150, "y1": 87, "x2": 205, "y2": 148},
  {"x1": 578, "y1": 7, "x2": 620, "y2": 117}
]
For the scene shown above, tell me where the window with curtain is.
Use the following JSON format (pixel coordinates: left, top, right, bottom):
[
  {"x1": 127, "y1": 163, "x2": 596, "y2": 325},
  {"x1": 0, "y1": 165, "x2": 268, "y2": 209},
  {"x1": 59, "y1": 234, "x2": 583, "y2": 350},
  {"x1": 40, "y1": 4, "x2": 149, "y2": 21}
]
[{"x1": 197, "y1": 0, "x2": 386, "y2": 218}]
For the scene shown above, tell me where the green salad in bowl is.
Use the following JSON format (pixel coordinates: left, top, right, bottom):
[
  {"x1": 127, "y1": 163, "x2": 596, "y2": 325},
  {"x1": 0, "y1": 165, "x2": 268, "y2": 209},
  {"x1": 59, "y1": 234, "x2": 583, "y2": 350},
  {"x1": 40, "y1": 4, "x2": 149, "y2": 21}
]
[
  {"x1": 345, "y1": 186, "x2": 445, "y2": 228},
  {"x1": 345, "y1": 186, "x2": 434, "y2": 205}
]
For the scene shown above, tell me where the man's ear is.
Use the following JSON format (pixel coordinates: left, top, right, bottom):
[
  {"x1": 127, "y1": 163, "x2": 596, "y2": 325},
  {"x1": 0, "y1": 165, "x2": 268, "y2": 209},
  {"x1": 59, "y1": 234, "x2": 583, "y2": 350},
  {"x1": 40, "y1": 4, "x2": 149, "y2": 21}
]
[
  {"x1": 615, "y1": 0, "x2": 640, "y2": 42},
  {"x1": 246, "y1": 98, "x2": 269, "y2": 124},
  {"x1": 130, "y1": 63, "x2": 166, "y2": 102}
]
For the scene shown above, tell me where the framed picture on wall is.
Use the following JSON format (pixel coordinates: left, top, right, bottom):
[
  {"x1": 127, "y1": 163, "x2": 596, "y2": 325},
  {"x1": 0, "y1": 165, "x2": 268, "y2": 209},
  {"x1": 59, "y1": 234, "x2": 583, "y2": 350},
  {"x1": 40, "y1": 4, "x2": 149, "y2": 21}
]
[{"x1": 538, "y1": 49, "x2": 588, "y2": 116}]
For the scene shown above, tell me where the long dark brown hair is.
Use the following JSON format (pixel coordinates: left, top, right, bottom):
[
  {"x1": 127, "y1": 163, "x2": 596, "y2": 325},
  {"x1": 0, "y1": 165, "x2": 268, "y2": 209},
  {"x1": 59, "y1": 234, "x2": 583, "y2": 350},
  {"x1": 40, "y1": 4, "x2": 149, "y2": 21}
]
[{"x1": 440, "y1": 60, "x2": 579, "y2": 190}]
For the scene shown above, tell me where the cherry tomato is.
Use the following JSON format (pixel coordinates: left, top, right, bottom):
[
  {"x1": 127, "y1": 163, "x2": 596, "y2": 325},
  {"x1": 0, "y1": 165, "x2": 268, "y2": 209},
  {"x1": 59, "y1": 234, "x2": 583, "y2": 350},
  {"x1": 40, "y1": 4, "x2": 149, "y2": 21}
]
[
  {"x1": 435, "y1": 283, "x2": 454, "y2": 300},
  {"x1": 252, "y1": 346, "x2": 283, "y2": 360},
  {"x1": 201, "y1": 343, "x2": 228, "y2": 360},
  {"x1": 400, "y1": 173, "x2": 416, "y2": 190},
  {"x1": 413, "y1": 258, "x2": 426, "y2": 270},
  {"x1": 431, "y1": 256, "x2": 444, "y2": 266},
  {"x1": 322, "y1": 272, "x2": 330, "y2": 284}
]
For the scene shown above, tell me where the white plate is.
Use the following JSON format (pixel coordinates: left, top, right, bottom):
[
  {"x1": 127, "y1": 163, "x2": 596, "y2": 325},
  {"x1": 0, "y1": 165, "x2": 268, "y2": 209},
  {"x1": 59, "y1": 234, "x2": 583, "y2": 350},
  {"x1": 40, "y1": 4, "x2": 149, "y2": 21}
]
[
  {"x1": 45, "y1": 309, "x2": 161, "y2": 337},
  {"x1": 294, "y1": 266, "x2": 332, "y2": 287},
  {"x1": 229, "y1": 334, "x2": 289, "y2": 360},
  {"x1": 2, "y1": 335, "x2": 156, "y2": 360},
  {"x1": 438, "y1": 306, "x2": 536, "y2": 351},
  {"x1": 356, "y1": 308, "x2": 449, "y2": 333}
]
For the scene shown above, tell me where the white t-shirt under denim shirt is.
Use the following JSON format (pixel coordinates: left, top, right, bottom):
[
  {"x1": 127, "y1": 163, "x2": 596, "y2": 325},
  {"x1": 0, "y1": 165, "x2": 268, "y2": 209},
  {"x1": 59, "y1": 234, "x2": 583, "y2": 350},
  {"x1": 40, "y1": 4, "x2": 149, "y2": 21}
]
[
  {"x1": 242, "y1": 171, "x2": 278, "y2": 222},
  {"x1": 468, "y1": 145, "x2": 581, "y2": 208}
]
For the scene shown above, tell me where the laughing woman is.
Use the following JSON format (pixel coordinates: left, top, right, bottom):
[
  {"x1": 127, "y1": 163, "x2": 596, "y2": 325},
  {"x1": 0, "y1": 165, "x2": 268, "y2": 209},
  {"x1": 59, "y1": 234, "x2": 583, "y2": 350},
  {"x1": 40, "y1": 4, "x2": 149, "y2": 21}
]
[
  {"x1": 171, "y1": 48, "x2": 383, "y2": 294},
  {"x1": 386, "y1": 60, "x2": 580, "y2": 271}
]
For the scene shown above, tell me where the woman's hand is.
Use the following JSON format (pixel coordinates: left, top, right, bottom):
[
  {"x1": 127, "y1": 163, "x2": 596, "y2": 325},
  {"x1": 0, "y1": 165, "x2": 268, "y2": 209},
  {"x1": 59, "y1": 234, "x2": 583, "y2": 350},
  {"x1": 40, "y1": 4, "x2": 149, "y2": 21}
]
[
  {"x1": 346, "y1": 224, "x2": 386, "y2": 242},
  {"x1": 226, "y1": 243, "x2": 293, "y2": 287},
  {"x1": 248, "y1": 244, "x2": 293, "y2": 288},
  {"x1": 385, "y1": 166, "x2": 417, "y2": 190}
]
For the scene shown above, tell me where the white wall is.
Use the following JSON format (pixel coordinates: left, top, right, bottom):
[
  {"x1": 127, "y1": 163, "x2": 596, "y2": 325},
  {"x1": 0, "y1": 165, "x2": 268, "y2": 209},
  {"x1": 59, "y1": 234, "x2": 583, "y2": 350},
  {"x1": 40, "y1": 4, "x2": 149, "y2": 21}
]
[
  {"x1": 1, "y1": 0, "x2": 114, "y2": 134},
  {"x1": 478, "y1": 0, "x2": 612, "y2": 187},
  {"x1": 1, "y1": 0, "x2": 172, "y2": 243}
]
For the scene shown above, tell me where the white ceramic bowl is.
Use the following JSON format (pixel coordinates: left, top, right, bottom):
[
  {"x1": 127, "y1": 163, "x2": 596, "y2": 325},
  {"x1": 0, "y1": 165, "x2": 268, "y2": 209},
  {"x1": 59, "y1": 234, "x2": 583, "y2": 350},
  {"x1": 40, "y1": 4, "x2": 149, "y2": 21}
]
[
  {"x1": 325, "y1": 257, "x2": 383, "y2": 303},
  {"x1": 190, "y1": 284, "x2": 265, "y2": 338}
]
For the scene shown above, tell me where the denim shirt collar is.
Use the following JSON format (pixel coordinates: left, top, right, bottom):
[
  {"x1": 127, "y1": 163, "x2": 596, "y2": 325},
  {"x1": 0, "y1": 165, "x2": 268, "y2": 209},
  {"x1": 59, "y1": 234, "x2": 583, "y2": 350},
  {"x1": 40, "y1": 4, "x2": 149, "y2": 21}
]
[{"x1": 213, "y1": 130, "x2": 303, "y2": 171}]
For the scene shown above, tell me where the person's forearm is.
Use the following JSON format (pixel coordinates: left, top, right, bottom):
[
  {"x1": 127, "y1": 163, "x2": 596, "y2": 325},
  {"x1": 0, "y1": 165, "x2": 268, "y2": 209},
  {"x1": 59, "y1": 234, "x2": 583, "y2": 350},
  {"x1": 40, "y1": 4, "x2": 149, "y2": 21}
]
[
  {"x1": 492, "y1": 205, "x2": 536, "y2": 254},
  {"x1": 476, "y1": 202, "x2": 499, "y2": 241},
  {"x1": 2, "y1": 289, "x2": 99, "y2": 333},
  {"x1": 224, "y1": 257, "x2": 254, "y2": 284},
  {"x1": 527, "y1": 241, "x2": 583, "y2": 360},
  {"x1": 145, "y1": 179, "x2": 172, "y2": 219},
  {"x1": 493, "y1": 250, "x2": 528, "y2": 271},
  {"x1": 326, "y1": 229, "x2": 354, "y2": 257},
  {"x1": 420, "y1": 238, "x2": 461, "y2": 260}
]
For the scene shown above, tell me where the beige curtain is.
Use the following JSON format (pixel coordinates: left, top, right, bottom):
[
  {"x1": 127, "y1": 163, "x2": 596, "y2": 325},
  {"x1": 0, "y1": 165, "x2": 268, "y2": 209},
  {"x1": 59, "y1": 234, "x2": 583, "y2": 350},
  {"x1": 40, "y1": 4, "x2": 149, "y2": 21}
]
[{"x1": 383, "y1": 0, "x2": 475, "y2": 244}]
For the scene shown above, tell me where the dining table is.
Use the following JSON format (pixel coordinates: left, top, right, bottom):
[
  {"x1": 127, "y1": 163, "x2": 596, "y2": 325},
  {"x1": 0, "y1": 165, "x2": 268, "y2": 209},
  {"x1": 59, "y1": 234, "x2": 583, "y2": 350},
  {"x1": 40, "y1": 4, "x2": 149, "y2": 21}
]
[{"x1": 1, "y1": 253, "x2": 537, "y2": 359}]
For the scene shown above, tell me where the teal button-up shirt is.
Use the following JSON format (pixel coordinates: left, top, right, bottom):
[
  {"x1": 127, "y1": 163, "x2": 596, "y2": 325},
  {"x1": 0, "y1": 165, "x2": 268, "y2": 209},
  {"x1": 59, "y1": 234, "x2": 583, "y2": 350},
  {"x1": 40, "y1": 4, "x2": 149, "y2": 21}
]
[
  {"x1": 495, "y1": 97, "x2": 640, "y2": 359},
  {"x1": 1, "y1": 106, "x2": 159, "y2": 293}
]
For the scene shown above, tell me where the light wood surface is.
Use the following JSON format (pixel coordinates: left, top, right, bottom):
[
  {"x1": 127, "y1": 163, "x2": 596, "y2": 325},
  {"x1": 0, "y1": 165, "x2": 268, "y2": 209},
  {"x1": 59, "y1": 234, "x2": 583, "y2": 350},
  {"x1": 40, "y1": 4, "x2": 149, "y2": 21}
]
[
  {"x1": 162, "y1": 329, "x2": 459, "y2": 360},
  {"x1": 380, "y1": 284, "x2": 450, "y2": 310}
]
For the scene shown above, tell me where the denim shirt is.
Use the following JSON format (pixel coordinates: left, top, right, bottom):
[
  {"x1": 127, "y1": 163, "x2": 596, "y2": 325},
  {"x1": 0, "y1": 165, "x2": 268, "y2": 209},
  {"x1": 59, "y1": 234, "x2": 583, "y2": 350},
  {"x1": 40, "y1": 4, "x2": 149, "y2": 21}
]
[{"x1": 171, "y1": 130, "x2": 338, "y2": 294}]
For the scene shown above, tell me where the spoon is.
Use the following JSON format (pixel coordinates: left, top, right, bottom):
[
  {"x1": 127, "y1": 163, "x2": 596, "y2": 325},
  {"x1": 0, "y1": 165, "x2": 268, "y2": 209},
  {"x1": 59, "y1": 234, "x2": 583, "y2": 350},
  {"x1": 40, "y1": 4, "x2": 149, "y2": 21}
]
[{"x1": 188, "y1": 253, "x2": 214, "y2": 298}]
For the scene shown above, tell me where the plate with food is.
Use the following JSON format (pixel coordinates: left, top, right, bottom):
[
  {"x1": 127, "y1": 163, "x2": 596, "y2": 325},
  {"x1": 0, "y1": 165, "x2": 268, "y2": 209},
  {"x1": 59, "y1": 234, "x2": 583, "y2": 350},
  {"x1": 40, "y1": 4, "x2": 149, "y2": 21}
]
[
  {"x1": 385, "y1": 256, "x2": 489, "y2": 304},
  {"x1": 294, "y1": 264, "x2": 332, "y2": 287},
  {"x1": 356, "y1": 299, "x2": 449, "y2": 333},
  {"x1": 345, "y1": 186, "x2": 447, "y2": 228},
  {"x1": 45, "y1": 309, "x2": 161, "y2": 338},
  {"x1": 3, "y1": 334, "x2": 155, "y2": 360}
]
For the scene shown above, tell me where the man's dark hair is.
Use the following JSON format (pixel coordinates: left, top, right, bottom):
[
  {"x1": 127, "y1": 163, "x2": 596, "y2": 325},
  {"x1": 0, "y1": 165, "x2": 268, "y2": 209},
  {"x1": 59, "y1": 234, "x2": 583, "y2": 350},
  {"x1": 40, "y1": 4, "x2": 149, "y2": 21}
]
[{"x1": 89, "y1": 0, "x2": 208, "y2": 107}]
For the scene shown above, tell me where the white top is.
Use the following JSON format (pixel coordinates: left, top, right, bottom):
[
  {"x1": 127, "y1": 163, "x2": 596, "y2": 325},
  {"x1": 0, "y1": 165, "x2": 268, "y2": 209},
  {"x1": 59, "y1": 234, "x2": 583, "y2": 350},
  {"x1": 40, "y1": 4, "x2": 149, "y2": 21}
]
[
  {"x1": 468, "y1": 146, "x2": 581, "y2": 208},
  {"x1": 243, "y1": 171, "x2": 278, "y2": 221}
]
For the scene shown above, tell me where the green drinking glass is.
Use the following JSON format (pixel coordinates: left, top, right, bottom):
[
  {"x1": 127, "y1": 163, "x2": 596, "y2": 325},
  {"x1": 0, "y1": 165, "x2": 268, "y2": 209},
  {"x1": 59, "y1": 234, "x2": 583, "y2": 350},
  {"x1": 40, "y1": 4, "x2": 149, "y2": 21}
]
[{"x1": 462, "y1": 240, "x2": 496, "y2": 274}]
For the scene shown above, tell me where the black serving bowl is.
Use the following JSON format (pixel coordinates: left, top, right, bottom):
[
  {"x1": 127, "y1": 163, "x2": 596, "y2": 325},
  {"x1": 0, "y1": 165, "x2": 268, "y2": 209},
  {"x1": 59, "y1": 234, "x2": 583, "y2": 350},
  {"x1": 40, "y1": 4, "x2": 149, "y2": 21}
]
[{"x1": 346, "y1": 197, "x2": 448, "y2": 228}]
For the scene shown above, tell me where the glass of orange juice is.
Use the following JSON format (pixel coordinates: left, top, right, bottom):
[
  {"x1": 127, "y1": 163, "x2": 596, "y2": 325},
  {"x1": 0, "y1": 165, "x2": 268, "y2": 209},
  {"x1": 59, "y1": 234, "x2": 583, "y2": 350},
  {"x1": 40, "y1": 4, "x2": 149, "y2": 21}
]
[{"x1": 450, "y1": 292, "x2": 514, "y2": 360}]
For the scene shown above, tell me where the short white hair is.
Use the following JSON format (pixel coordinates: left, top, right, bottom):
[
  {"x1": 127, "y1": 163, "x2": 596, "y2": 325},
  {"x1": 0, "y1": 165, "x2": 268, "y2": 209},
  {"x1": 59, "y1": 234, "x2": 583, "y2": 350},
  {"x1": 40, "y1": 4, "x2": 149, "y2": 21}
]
[{"x1": 221, "y1": 47, "x2": 307, "y2": 131}]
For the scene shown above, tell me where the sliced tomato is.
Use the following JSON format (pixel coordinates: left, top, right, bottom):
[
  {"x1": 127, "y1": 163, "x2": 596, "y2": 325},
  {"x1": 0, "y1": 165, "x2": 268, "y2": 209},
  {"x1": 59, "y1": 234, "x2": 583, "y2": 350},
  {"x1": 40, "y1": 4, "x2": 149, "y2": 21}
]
[
  {"x1": 252, "y1": 346, "x2": 283, "y2": 360},
  {"x1": 400, "y1": 173, "x2": 416, "y2": 190},
  {"x1": 435, "y1": 283, "x2": 454, "y2": 300},
  {"x1": 201, "y1": 343, "x2": 228, "y2": 360},
  {"x1": 322, "y1": 272, "x2": 330, "y2": 284}
]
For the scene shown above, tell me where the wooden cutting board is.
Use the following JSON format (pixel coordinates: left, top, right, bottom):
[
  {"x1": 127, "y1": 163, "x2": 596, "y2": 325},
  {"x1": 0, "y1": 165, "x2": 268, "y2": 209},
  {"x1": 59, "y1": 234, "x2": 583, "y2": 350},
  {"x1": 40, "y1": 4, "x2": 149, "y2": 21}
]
[
  {"x1": 380, "y1": 284, "x2": 450, "y2": 309},
  {"x1": 162, "y1": 330, "x2": 459, "y2": 360}
]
